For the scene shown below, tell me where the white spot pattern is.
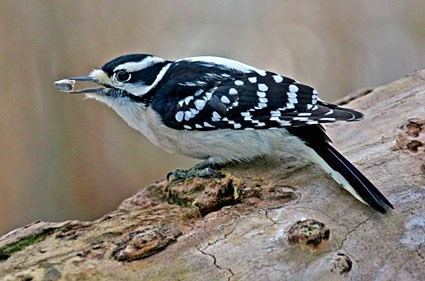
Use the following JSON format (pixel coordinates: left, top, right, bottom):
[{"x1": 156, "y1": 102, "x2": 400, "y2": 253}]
[
  {"x1": 277, "y1": 120, "x2": 291, "y2": 126},
  {"x1": 190, "y1": 108, "x2": 199, "y2": 115},
  {"x1": 194, "y1": 99, "x2": 206, "y2": 110},
  {"x1": 169, "y1": 62, "x2": 343, "y2": 130},
  {"x1": 212, "y1": 111, "x2": 222, "y2": 121},
  {"x1": 194, "y1": 89, "x2": 204, "y2": 96},
  {"x1": 288, "y1": 97, "x2": 298, "y2": 104},
  {"x1": 286, "y1": 103, "x2": 295, "y2": 109},
  {"x1": 203, "y1": 122, "x2": 214, "y2": 127},
  {"x1": 258, "y1": 83, "x2": 268, "y2": 91},
  {"x1": 298, "y1": 112, "x2": 312, "y2": 116},
  {"x1": 287, "y1": 92, "x2": 297, "y2": 98},
  {"x1": 184, "y1": 111, "x2": 192, "y2": 121},
  {"x1": 184, "y1": 96, "x2": 193, "y2": 105},
  {"x1": 273, "y1": 75, "x2": 283, "y2": 83},
  {"x1": 289, "y1": 84, "x2": 299, "y2": 93},
  {"x1": 256, "y1": 103, "x2": 267, "y2": 109},
  {"x1": 270, "y1": 110, "x2": 281, "y2": 117},
  {"x1": 293, "y1": 117, "x2": 309, "y2": 121},
  {"x1": 175, "y1": 111, "x2": 184, "y2": 122},
  {"x1": 221, "y1": 96, "x2": 230, "y2": 104}
]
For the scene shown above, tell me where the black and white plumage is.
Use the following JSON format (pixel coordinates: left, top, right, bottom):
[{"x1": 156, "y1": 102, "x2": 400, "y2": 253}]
[{"x1": 55, "y1": 54, "x2": 393, "y2": 213}]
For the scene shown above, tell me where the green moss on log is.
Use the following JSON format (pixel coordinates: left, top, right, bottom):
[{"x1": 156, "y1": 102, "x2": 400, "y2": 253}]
[{"x1": 0, "y1": 229, "x2": 55, "y2": 260}]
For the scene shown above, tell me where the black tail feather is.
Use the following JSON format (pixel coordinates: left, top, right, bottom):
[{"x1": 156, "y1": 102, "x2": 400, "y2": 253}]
[
  {"x1": 287, "y1": 125, "x2": 393, "y2": 213},
  {"x1": 321, "y1": 144, "x2": 393, "y2": 213}
]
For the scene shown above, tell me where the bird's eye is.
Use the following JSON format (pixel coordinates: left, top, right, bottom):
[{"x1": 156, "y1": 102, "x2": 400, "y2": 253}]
[{"x1": 114, "y1": 70, "x2": 131, "y2": 83}]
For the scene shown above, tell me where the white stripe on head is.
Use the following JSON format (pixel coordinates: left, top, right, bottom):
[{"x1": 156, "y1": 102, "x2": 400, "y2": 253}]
[
  {"x1": 126, "y1": 63, "x2": 172, "y2": 96},
  {"x1": 113, "y1": 56, "x2": 165, "y2": 72}
]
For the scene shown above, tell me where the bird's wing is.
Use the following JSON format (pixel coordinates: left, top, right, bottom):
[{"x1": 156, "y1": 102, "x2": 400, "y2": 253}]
[{"x1": 152, "y1": 59, "x2": 363, "y2": 131}]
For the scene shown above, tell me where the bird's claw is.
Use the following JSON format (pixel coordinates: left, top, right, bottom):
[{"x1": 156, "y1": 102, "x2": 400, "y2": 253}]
[{"x1": 167, "y1": 166, "x2": 223, "y2": 182}]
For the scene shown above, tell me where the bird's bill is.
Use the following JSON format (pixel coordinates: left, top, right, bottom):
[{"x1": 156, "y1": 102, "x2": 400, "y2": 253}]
[{"x1": 53, "y1": 70, "x2": 111, "y2": 95}]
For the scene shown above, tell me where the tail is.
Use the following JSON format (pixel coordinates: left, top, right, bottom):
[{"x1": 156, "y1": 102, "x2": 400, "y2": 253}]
[
  {"x1": 287, "y1": 125, "x2": 393, "y2": 213},
  {"x1": 309, "y1": 143, "x2": 393, "y2": 213}
]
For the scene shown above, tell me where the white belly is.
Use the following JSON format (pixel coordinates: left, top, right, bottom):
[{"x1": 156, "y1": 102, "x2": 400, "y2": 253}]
[
  {"x1": 104, "y1": 101, "x2": 308, "y2": 163},
  {"x1": 138, "y1": 109, "x2": 308, "y2": 163},
  {"x1": 153, "y1": 127, "x2": 310, "y2": 164}
]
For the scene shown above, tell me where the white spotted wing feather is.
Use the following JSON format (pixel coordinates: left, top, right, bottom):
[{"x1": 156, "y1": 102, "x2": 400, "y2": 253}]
[{"x1": 153, "y1": 58, "x2": 363, "y2": 131}]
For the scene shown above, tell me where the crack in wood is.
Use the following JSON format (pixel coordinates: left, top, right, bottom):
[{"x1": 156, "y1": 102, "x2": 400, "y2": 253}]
[
  {"x1": 196, "y1": 246, "x2": 235, "y2": 281},
  {"x1": 337, "y1": 214, "x2": 373, "y2": 252}
]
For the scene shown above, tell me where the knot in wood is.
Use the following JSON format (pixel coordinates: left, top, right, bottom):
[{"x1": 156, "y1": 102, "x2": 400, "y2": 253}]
[{"x1": 287, "y1": 219, "x2": 330, "y2": 250}]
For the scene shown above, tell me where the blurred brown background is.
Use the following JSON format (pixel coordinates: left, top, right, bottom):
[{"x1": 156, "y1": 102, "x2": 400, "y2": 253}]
[{"x1": 0, "y1": 0, "x2": 424, "y2": 235}]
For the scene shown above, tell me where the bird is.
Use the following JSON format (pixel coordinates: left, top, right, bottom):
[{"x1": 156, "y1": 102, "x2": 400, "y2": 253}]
[{"x1": 54, "y1": 54, "x2": 393, "y2": 213}]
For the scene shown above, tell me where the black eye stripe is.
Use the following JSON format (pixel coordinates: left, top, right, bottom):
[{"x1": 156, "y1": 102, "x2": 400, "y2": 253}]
[{"x1": 128, "y1": 62, "x2": 167, "y2": 85}]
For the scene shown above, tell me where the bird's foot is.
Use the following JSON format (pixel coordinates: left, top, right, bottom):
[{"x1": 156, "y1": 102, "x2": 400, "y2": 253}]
[{"x1": 167, "y1": 163, "x2": 224, "y2": 182}]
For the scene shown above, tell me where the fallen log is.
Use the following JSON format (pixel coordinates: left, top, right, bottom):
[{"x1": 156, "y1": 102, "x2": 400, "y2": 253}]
[{"x1": 1, "y1": 70, "x2": 424, "y2": 281}]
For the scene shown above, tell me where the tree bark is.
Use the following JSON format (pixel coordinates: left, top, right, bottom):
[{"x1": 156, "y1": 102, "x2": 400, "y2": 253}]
[{"x1": 1, "y1": 70, "x2": 424, "y2": 281}]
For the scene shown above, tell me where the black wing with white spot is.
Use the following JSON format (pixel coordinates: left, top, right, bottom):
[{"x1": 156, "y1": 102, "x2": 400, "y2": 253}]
[{"x1": 151, "y1": 59, "x2": 363, "y2": 131}]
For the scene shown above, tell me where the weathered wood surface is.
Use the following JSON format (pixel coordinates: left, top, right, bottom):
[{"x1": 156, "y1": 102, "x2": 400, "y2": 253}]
[{"x1": 1, "y1": 70, "x2": 424, "y2": 281}]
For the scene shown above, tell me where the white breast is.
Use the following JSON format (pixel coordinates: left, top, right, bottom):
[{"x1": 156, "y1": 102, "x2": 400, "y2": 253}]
[{"x1": 89, "y1": 94, "x2": 309, "y2": 163}]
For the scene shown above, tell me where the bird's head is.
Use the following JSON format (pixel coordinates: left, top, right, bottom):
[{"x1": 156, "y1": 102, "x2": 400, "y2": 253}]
[{"x1": 54, "y1": 54, "x2": 170, "y2": 102}]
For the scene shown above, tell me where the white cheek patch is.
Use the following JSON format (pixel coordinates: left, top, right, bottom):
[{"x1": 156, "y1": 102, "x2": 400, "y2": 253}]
[{"x1": 124, "y1": 83, "x2": 149, "y2": 96}]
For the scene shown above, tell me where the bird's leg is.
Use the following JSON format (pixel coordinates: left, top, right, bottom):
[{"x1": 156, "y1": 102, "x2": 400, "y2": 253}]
[{"x1": 167, "y1": 161, "x2": 224, "y2": 181}]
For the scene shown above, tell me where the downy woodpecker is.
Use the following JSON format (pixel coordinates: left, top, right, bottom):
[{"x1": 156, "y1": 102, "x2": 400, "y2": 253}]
[{"x1": 54, "y1": 54, "x2": 393, "y2": 213}]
